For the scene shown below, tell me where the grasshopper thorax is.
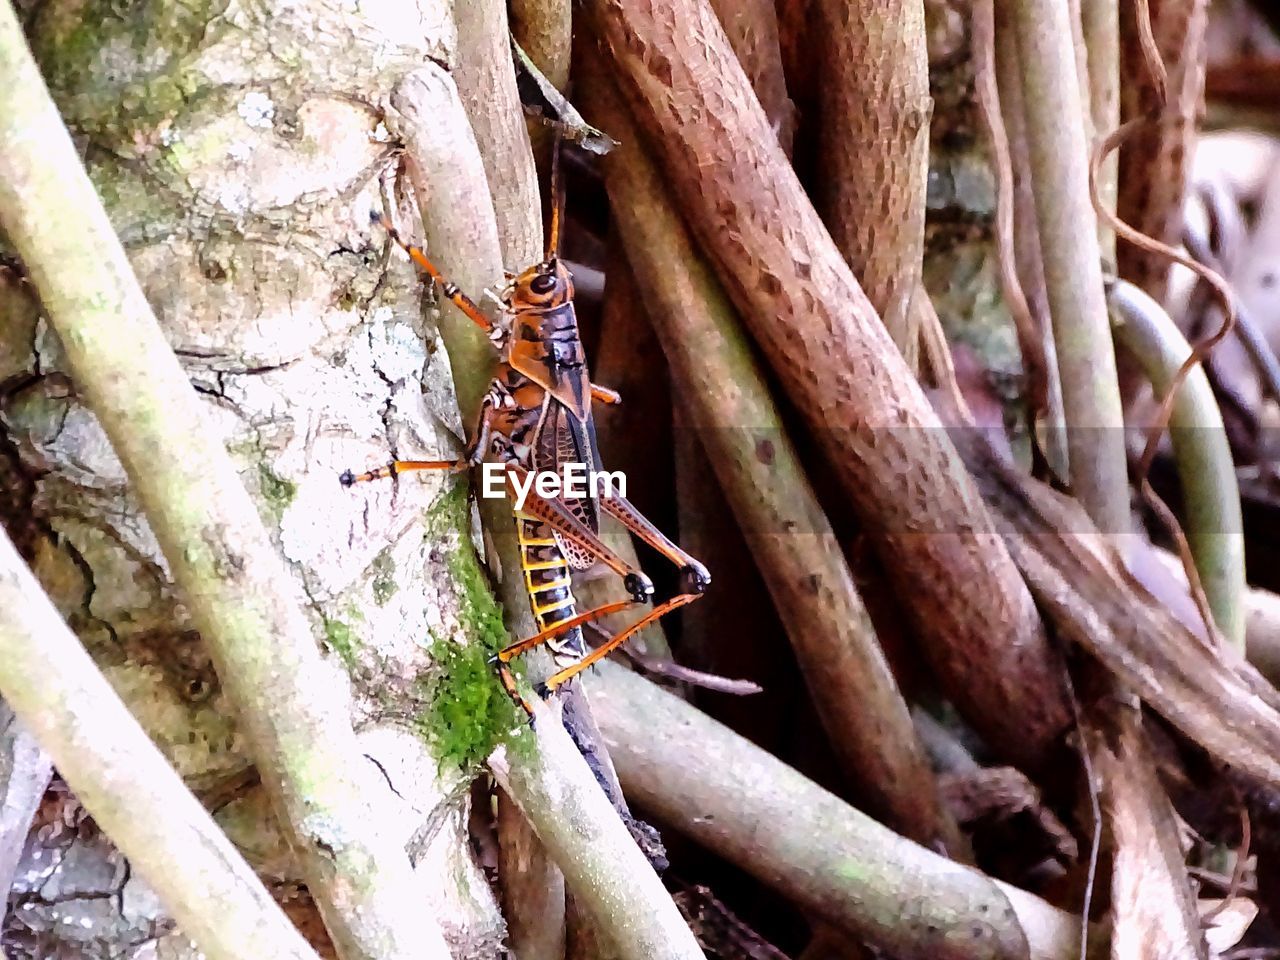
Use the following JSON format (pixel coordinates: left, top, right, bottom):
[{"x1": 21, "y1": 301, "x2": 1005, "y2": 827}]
[{"x1": 504, "y1": 259, "x2": 589, "y2": 421}]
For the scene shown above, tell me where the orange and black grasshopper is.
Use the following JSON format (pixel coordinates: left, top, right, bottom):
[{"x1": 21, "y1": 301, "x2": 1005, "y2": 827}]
[{"x1": 340, "y1": 157, "x2": 709, "y2": 708}]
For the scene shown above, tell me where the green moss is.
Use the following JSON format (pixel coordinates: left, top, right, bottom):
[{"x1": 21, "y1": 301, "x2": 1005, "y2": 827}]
[
  {"x1": 258, "y1": 461, "x2": 297, "y2": 510},
  {"x1": 415, "y1": 484, "x2": 525, "y2": 772},
  {"x1": 323, "y1": 618, "x2": 358, "y2": 669},
  {"x1": 31, "y1": 0, "x2": 229, "y2": 137},
  {"x1": 371, "y1": 549, "x2": 398, "y2": 606},
  {"x1": 422, "y1": 476, "x2": 471, "y2": 541}
]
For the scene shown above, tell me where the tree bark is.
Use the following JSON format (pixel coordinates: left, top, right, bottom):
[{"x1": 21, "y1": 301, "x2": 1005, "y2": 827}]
[
  {"x1": 813, "y1": 0, "x2": 932, "y2": 363},
  {"x1": 0, "y1": 1, "x2": 504, "y2": 954}
]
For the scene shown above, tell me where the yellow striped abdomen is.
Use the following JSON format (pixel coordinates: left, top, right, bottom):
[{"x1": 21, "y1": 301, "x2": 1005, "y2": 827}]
[{"x1": 515, "y1": 512, "x2": 586, "y2": 666}]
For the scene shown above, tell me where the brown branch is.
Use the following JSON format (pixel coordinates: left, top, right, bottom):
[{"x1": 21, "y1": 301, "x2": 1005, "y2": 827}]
[
  {"x1": 812, "y1": 0, "x2": 931, "y2": 365},
  {"x1": 992, "y1": 4, "x2": 1068, "y2": 474},
  {"x1": 1116, "y1": 0, "x2": 1208, "y2": 306},
  {"x1": 1093, "y1": 704, "x2": 1209, "y2": 959},
  {"x1": 706, "y1": 0, "x2": 794, "y2": 149},
  {"x1": 972, "y1": 0, "x2": 1049, "y2": 421},
  {"x1": 584, "y1": 0, "x2": 1072, "y2": 773},
  {"x1": 580, "y1": 54, "x2": 966, "y2": 855}
]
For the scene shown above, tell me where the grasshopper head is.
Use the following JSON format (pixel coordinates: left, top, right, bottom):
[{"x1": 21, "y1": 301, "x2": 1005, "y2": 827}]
[{"x1": 509, "y1": 259, "x2": 574, "y2": 310}]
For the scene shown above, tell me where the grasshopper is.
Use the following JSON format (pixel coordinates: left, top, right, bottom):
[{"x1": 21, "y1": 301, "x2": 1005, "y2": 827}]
[{"x1": 342, "y1": 151, "x2": 709, "y2": 707}]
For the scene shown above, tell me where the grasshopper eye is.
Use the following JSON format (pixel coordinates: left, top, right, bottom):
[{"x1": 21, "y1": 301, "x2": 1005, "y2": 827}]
[{"x1": 530, "y1": 273, "x2": 556, "y2": 295}]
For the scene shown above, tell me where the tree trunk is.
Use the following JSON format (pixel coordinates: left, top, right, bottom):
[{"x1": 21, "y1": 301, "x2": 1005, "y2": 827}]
[{"x1": 0, "y1": 1, "x2": 504, "y2": 955}]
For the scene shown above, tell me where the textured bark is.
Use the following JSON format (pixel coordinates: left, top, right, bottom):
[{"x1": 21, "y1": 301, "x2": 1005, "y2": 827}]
[
  {"x1": 707, "y1": 0, "x2": 794, "y2": 146},
  {"x1": 511, "y1": 0, "x2": 573, "y2": 93},
  {"x1": 0, "y1": 2, "x2": 504, "y2": 956},
  {"x1": 1117, "y1": 0, "x2": 1209, "y2": 306},
  {"x1": 814, "y1": 0, "x2": 932, "y2": 363},
  {"x1": 581, "y1": 62, "x2": 965, "y2": 856},
  {"x1": 585, "y1": 0, "x2": 1072, "y2": 771}
]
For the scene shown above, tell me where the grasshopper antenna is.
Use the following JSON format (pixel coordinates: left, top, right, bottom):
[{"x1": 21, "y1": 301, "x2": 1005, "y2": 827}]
[{"x1": 545, "y1": 126, "x2": 564, "y2": 263}]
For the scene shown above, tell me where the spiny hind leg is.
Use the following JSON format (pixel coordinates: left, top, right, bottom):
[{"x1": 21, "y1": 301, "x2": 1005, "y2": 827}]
[
  {"x1": 494, "y1": 596, "x2": 638, "y2": 667},
  {"x1": 594, "y1": 489, "x2": 710, "y2": 597},
  {"x1": 501, "y1": 465, "x2": 653, "y2": 597}
]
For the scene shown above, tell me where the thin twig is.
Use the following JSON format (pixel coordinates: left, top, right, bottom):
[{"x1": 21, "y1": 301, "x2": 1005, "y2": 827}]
[
  {"x1": 388, "y1": 64, "x2": 702, "y2": 960},
  {"x1": 588, "y1": 623, "x2": 762, "y2": 695},
  {"x1": 1091, "y1": 121, "x2": 1238, "y2": 495},
  {"x1": 972, "y1": 0, "x2": 1049, "y2": 420}
]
